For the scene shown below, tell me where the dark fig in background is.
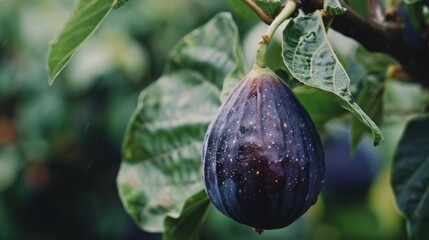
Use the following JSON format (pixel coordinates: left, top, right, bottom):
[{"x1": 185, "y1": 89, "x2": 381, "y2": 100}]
[
  {"x1": 202, "y1": 67, "x2": 325, "y2": 230},
  {"x1": 323, "y1": 128, "x2": 380, "y2": 202}
]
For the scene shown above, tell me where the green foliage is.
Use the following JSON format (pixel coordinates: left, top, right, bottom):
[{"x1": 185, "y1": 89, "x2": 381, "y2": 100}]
[
  {"x1": 254, "y1": 0, "x2": 282, "y2": 18},
  {"x1": 46, "y1": 0, "x2": 120, "y2": 84},
  {"x1": 282, "y1": 11, "x2": 384, "y2": 146},
  {"x1": 405, "y1": 0, "x2": 428, "y2": 29},
  {"x1": 36, "y1": 0, "x2": 429, "y2": 239},
  {"x1": 346, "y1": 0, "x2": 368, "y2": 19},
  {"x1": 384, "y1": 80, "x2": 429, "y2": 120},
  {"x1": 350, "y1": 72, "x2": 385, "y2": 150},
  {"x1": 392, "y1": 114, "x2": 429, "y2": 240},
  {"x1": 293, "y1": 86, "x2": 346, "y2": 128},
  {"x1": 226, "y1": 0, "x2": 257, "y2": 20},
  {"x1": 226, "y1": 0, "x2": 282, "y2": 20},
  {"x1": 324, "y1": 0, "x2": 347, "y2": 15},
  {"x1": 354, "y1": 47, "x2": 397, "y2": 72},
  {"x1": 163, "y1": 190, "x2": 210, "y2": 240},
  {"x1": 117, "y1": 13, "x2": 243, "y2": 238}
]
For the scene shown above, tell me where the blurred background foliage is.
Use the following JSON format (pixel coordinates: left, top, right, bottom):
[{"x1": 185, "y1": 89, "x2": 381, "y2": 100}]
[{"x1": 0, "y1": 0, "x2": 427, "y2": 239}]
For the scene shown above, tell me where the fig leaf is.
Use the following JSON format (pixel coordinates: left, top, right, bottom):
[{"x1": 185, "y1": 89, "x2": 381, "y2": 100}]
[
  {"x1": 46, "y1": 0, "x2": 120, "y2": 85},
  {"x1": 392, "y1": 114, "x2": 429, "y2": 240},
  {"x1": 282, "y1": 11, "x2": 384, "y2": 146},
  {"x1": 117, "y1": 13, "x2": 243, "y2": 237}
]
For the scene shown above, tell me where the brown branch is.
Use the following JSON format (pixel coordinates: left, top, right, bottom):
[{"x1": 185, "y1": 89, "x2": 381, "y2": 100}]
[
  {"x1": 242, "y1": 0, "x2": 274, "y2": 24},
  {"x1": 301, "y1": 0, "x2": 429, "y2": 89}
]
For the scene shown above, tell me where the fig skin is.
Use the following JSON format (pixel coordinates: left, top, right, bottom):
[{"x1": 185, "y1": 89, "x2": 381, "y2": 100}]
[{"x1": 202, "y1": 67, "x2": 325, "y2": 230}]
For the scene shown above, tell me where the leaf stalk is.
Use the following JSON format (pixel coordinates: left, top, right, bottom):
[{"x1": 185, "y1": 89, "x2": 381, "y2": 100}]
[{"x1": 255, "y1": 0, "x2": 297, "y2": 68}]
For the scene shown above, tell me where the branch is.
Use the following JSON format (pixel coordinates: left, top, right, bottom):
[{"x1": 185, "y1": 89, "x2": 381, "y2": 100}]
[{"x1": 301, "y1": 0, "x2": 429, "y2": 89}]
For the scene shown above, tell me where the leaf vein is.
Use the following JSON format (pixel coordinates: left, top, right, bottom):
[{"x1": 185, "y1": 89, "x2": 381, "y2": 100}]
[{"x1": 309, "y1": 40, "x2": 325, "y2": 87}]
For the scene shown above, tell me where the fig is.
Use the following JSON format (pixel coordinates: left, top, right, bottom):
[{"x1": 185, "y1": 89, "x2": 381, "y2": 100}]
[{"x1": 202, "y1": 67, "x2": 325, "y2": 230}]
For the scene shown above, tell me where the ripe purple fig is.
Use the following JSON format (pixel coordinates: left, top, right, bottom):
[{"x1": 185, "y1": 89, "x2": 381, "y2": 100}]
[{"x1": 202, "y1": 67, "x2": 325, "y2": 230}]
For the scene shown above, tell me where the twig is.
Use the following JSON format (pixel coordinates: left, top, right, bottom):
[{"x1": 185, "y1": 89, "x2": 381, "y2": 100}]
[{"x1": 242, "y1": 0, "x2": 274, "y2": 24}]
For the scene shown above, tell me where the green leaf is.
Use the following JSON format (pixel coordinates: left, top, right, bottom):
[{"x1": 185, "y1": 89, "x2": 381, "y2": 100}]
[
  {"x1": 324, "y1": 0, "x2": 347, "y2": 15},
  {"x1": 164, "y1": 10, "x2": 247, "y2": 104},
  {"x1": 282, "y1": 10, "x2": 384, "y2": 146},
  {"x1": 254, "y1": 0, "x2": 282, "y2": 18},
  {"x1": 46, "y1": 0, "x2": 118, "y2": 85},
  {"x1": 117, "y1": 12, "x2": 243, "y2": 234},
  {"x1": 350, "y1": 72, "x2": 386, "y2": 149},
  {"x1": 163, "y1": 190, "x2": 210, "y2": 240},
  {"x1": 220, "y1": 71, "x2": 245, "y2": 104},
  {"x1": 219, "y1": 42, "x2": 247, "y2": 103},
  {"x1": 392, "y1": 114, "x2": 429, "y2": 240},
  {"x1": 118, "y1": 72, "x2": 218, "y2": 233},
  {"x1": 293, "y1": 86, "x2": 346, "y2": 128}
]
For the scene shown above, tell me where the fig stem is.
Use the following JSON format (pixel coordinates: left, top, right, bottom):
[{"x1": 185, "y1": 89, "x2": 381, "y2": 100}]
[{"x1": 255, "y1": 0, "x2": 297, "y2": 68}]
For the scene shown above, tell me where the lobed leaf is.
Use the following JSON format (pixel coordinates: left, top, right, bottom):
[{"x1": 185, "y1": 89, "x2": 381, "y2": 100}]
[
  {"x1": 282, "y1": 11, "x2": 384, "y2": 146},
  {"x1": 46, "y1": 0, "x2": 118, "y2": 85},
  {"x1": 392, "y1": 114, "x2": 429, "y2": 240},
  {"x1": 117, "y1": 12, "x2": 244, "y2": 237}
]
